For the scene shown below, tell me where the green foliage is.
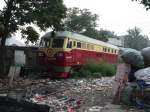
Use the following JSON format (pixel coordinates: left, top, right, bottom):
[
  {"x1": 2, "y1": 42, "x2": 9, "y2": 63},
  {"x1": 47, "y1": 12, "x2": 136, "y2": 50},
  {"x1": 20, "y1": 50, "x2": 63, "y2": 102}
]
[
  {"x1": 71, "y1": 61, "x2": 116, "y2": 78},
  {"x1": 81, "y1": 28, "x2": 117, "y2": 42},
  {"x1": 81, "y1": 28, "x2": 100, "y2": 39},
  {"x1": 97, "y1": 29, "x2": 118, "y2": 42},
  {"x1": 21, "y1": 26, "x2": 39, "y2": 45},
  {"x1": 84, "y1": 61, "x2": 116, "y2": 76},
  {"x1": 64, "y1": 7, "x2": 99, "y2": 33},
  {"x1": 124, "y1": 27, "x2": 150, "y2": 50},
  {"x1": 0, "y1": 0, "x2": 66, "y2": 46},
  {"x1": 132, "y1": 0, "x2": 150, "y2": 10},
  {"x1": 71, "y1": 67, "x2": 92, "y2": 78},
  {"x1": 64, "y1": 7, "x2": 117, "y2": 42}
]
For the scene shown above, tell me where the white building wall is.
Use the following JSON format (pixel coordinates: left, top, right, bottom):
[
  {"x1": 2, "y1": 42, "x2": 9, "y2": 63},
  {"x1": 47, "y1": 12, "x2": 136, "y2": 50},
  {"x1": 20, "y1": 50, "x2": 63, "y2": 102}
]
[{"x1": 107, "y1": 36, "x2": 125, "y2": 47}]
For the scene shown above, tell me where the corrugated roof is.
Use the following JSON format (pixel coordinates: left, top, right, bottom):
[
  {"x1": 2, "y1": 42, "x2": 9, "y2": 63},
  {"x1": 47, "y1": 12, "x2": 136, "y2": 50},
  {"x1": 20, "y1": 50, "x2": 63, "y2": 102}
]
[{"x1": 41, "y1": 31, "x2": 118, "y2": 49}]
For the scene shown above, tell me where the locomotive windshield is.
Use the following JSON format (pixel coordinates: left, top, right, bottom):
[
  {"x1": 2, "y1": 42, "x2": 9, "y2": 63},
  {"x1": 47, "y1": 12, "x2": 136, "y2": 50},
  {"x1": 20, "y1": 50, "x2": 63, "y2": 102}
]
[
  {"x1": 39, "y1": 39, "x2": 45, "y2": 47},
  {"x1": 52, "y1": 38, "x2": 64, "y2": 48},
  {"x1": 39, "y1": 39, "x2": 51, "y2": 48},
  {"x1": 40, "y1": 37, "x2": 64, "y2": 48}
]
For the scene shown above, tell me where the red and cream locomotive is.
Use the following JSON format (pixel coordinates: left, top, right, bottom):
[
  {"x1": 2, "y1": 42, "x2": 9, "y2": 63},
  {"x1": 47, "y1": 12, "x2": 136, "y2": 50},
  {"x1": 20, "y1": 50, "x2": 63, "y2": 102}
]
[{"x1": 38, "y1": 31, "x2": 119, "y2": 78}]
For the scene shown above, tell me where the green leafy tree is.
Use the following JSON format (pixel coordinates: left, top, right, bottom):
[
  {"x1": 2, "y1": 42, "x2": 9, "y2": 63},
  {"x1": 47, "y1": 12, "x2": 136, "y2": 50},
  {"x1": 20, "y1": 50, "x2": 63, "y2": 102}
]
[
  {"x1": 82, "y1": 28, "x2": 117, "y2": 42},
  {"x1": 132, "y1": 0, "x2": 150, "y2": 10},
  {"x1": 64, "y1": 7, "x2": 99, "y2": 34},
  {"x1": 0, "y1": 0, "x2": 66, "y2": 75},
  {"x1": 124, "y1": 27, "x2": 149, "y2": 50},
  {"x1": 81, "y1": 28, "x2": 100, "y2": 39},
  {"x1": 98, "y1": 29, "x2": 117, "y2": 42},
  {"x1": 21, "y1": 26, "x2": 39, "y2": 45},
  {"x1": 64, "y1": 8, "x2": 117, "y2": 41},
  {"x1": 0, "y1": 0, "x2": 66, "y2": 46}
]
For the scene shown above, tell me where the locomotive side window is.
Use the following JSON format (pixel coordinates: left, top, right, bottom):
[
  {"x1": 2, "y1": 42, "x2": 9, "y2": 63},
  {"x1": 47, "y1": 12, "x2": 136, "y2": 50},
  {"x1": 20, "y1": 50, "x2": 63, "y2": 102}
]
[
  {"x1": 103, "y1": 47, "x2": 105, "y2": 52},
  {"x1": 40, "y1": 39, "x2": 51, "y2": 48},
  {"x1": 108, "y1": 48, "x2": 110, "y2": 52},
  {"x1": 52, "y1": 39, "x2": 64, "y2": 48},
  {"x1": 73, "y1": 41, "x2": 76, "y2": 47},
  {"x1": 105, "y1": 48, "x2": 107, "y2": 52},
  {"x1": 40, "y1": 40, "x2": 45, "y2": 47},
  {"x1": 77, "y1": 42, "x2": 81, "y2": 48},
  {"x1": 45, "y1": 41, "x2": 50, "y2": 47},
  {"x1": 103, "y1": 47, "x2": 107, "y2": 52},
  {"x1": 67, "y1": 41, "x2": 72, "y2": 48}
]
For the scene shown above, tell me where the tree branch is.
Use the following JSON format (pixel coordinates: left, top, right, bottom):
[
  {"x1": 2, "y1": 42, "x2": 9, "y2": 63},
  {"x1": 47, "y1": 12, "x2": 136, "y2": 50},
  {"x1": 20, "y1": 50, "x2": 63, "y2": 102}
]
[{"x1": 3, "y1": 0, "x2": 8, "y2": 5}]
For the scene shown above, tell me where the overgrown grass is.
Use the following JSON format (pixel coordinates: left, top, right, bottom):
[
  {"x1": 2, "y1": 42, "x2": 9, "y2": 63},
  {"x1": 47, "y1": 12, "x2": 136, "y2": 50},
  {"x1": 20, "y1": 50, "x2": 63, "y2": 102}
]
[{"x1": 71, "y1": 61, "x2": 116, "y2": 78}]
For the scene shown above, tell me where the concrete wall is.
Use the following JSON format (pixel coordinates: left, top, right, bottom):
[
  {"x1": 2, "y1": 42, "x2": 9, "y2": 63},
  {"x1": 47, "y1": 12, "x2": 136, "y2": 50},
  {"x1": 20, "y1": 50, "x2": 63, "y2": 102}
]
[{"x1": 0, "y1": 46, "x2": 38, "y2": 76}]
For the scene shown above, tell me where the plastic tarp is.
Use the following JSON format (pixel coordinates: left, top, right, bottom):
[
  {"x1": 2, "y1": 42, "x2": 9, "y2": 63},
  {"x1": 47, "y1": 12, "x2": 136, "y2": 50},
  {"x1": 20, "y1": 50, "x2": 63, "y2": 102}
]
[
  {"x1": 119, "y1": 48, "x2": 144, "y2": 68},
  {"x1": 121, "y1": 82, "x2": 138, "y2": 106},
  {"x1": 134, "y1": 67, "x2": 150, "y2": 82},
  {"x1": 141, "y1": 47, "x2": 150, "y2": 66},
  {"x1": 141, "y1": 47, "x2": 150, "y2": 61}
]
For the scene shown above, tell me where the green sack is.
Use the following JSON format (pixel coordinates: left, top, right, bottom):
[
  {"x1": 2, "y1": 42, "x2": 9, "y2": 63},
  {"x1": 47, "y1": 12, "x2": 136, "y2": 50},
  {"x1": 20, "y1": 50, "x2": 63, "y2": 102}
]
[
  {"x1": 141, "y1": 47, "x2": 150, "y2": 67},
  {"x1": 121, "y1": 82, "x2": 139, "y2": 106},
  {"x1": 120, "y1": 48, "x2": 144, "y2": 68}
]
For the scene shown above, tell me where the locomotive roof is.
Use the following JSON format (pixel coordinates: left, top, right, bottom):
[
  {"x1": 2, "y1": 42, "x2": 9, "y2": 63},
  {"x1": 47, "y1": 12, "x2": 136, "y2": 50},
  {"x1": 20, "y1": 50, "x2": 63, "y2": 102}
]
[{"x1": 41, "y1": 31, "x2": 118, "y2": 49}]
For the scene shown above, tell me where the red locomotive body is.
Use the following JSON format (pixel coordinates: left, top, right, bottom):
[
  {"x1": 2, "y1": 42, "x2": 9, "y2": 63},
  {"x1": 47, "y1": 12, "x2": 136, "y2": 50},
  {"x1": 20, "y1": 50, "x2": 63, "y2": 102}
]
[{"x1": 38, "y1": 31, "x2": 118, "y2": 78}]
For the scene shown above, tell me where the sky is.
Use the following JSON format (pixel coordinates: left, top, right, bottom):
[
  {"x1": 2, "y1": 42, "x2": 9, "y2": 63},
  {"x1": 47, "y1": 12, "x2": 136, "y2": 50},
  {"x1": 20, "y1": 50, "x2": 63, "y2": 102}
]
[
  {"x1": 1, "y1": 0, "x2": 150, "y2": 44},
  {"x1": 64, "y1": 0, "x2": 150, "y2": 36}
]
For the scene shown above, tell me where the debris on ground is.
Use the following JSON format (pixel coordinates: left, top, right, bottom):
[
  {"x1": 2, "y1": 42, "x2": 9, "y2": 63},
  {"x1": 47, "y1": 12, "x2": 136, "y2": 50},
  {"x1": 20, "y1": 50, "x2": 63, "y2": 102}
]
[{"x1": 0, "y1": 77, "x2": 147, "y2": 112}]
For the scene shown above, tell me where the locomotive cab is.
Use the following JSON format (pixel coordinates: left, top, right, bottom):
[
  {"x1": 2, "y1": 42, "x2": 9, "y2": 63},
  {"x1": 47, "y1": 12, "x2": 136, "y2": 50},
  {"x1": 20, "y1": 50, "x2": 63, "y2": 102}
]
[
  {"x1": 39, "y1": 36, "x2": 72, "y2": 58},
  {"x1": 38, "y1": 32, "x2": 74, "y2": 78}
]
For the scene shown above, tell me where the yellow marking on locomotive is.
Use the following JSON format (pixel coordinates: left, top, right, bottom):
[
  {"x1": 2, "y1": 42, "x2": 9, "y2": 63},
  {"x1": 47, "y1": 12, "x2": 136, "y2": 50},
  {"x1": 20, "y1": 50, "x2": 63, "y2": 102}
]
[{"x1": 39, "y1": 48, "x2": 71, "y2": 58}]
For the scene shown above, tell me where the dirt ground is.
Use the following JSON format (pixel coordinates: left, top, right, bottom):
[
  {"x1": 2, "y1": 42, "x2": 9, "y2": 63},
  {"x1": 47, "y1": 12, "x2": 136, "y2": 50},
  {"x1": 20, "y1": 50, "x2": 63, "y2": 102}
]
[{"x1": 0, "y1": 77, "x2": 148, "y2": 112}]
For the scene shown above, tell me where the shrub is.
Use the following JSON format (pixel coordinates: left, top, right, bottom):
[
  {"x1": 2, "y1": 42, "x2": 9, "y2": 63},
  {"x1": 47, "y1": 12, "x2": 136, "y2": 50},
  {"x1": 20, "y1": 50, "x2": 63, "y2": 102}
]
[
  {"x1": 71, "y1": 61, "x2": 116, "y2": 78},
  {"x1": 71, "y1": 67, "x2": 92, "y2": 78}
]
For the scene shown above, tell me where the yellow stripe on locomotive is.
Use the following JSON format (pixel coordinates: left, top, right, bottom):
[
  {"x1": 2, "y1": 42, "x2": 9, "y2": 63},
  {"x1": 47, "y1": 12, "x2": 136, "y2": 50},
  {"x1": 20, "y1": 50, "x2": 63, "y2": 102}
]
[{"x1": 39, "y1": 32, "x2": 118, "y2": 57}]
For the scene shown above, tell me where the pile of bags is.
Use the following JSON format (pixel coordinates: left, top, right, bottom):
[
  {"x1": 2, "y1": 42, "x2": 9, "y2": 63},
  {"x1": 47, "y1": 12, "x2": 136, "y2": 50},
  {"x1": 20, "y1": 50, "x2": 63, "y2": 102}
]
[
  {"x1": 120, "y1": 47, "x2": 150, "y2": 67},
  {"x1": 119, "y1": 48, "x2": 144, "y2": 68},
  {"x1": 141, "y1": 47, "x2": 150, "y2": 66},
  {"x1": 119, "y1": 47, "x2": 150, "y2": 107},
  {"x1": 120, "y1": 47, "x2": 150, "y2": 84},
  {"x1": 134, "y1": 67, "x2": 150, "y2": 84}
]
